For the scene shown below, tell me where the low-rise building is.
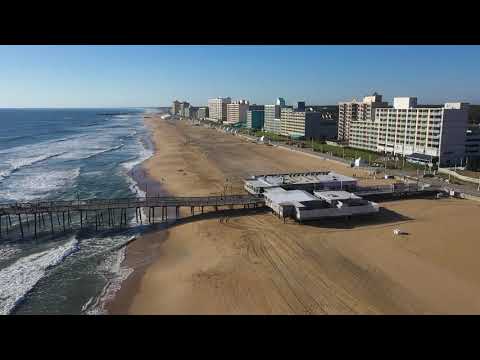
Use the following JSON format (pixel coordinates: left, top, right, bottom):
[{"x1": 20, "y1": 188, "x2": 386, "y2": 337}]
[
  {"x1": 244, "y1": 171, "x2": 357, "y2": 195},
  {"x1": 263, "y1": 187, "x2": 379, "y2": 222}
]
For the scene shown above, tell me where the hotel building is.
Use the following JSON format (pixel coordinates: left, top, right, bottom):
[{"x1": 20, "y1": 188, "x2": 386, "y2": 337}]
[
  {"x1": 280, "y1": 102, "x2": 337, "y2": 140},
  {"x1": 197, "y1": 106, "x2": 209, "y2": 120},
  {"x1": 246, "y1": 105, "x2": 265, "y2": 129},
  {"x1": 263, "y1": 98, "x2": 291, "y2": 134},
  {"x1": 338, "y1": 93, "x2": 387, "y2": 144},
  {"x1": 377, "y1": 99, "x2": 468, "y2": 166},
  {"x1": 264, "y1": 104, "x2": 281, "y2": 134},
  {"x1": 208, "y1": 97, "x2": 231, "y2": 122},
  {"x1": 171, "y1": 100, "x2": 181, "y2": 115},
  {"x1": 465, "y1": 127, "x2": 480, "y2": 169},
  {"x1": 179, "y1": 101, "x2": 190, "y2": 118},
  {"x1": 347, "y1": 96, "x2": 469, "y2": 166},
  {"x1": 226, "y1": 100, "x2": 249, "y2": 124}
]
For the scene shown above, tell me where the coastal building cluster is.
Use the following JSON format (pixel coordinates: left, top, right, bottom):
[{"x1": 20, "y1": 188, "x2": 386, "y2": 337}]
[
  {"x1": 172, "y1": 97, "x2": 338, "y2": 141},
  {"x1": 171, "y1": 93, "x2": 480, "y2": 168},
  {"x1": 244, "y1": 171, "x2": 379, "y2": 222}
]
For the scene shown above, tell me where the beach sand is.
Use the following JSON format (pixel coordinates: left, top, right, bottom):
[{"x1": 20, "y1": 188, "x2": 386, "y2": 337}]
[{"x1": 109, "y1": 116, "x2": 480, "y2": 314}]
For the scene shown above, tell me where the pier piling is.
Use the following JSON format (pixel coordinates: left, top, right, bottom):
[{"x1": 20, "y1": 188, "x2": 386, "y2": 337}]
[
  {"x1": 50, "y1": 212, "x2": 54, "y2": 236},
  {"x1": 18, "y1": 214, "x2": 24, "y2": 239},
  {"x1": 34, "y1": 213, "x2": 37, "y2": 239}
]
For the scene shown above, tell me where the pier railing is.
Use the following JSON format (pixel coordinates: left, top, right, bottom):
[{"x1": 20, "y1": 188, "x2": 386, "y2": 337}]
[
  {"x1": 0, "y1": 194, "x2": 266, "y2": 240},
  {"x1": 0, "y1": 194, "x2": 263, "y2": 215}
]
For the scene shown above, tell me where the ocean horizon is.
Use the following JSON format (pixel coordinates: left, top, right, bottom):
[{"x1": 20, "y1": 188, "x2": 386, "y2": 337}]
[{"x1": 0, "y1": 107, "x2": 155, "y2": 314}]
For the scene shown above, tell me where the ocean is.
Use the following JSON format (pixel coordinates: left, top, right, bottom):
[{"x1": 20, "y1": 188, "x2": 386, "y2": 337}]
[{"x1": 0, "y1": 108, "x2": 155, "y2": 314}]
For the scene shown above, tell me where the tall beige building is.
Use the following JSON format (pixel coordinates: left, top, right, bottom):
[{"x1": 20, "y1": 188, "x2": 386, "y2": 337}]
[
  {"x1": 208, "y1": 97, "x2": 231, "y2": 122},
  {"x1": 226, "y1": 100, "x2": 249, "y2": 124},
  {"x1": 338, "y1": 93, "x2": 387, "y2": 143}
]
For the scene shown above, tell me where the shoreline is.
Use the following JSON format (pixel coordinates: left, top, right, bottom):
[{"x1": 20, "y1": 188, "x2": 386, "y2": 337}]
[
  {"x1": 108, "y1": 115, "x2": 480, "y2": 314},
  {"x1": 106, "y1": 115, "x2": 170, "y2": 314}
]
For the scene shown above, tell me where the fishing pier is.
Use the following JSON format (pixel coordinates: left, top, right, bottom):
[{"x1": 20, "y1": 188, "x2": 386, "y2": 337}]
[{"x1": 0, "y1": 195, "x2": 265, "y2": 240}]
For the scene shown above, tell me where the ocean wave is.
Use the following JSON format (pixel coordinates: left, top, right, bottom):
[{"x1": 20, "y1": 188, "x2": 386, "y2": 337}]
[
  {"x1": 0, "y1": 237, "x2": 79, "y2": 315},
  {"x1": 84, "y1": 246, "x2": 134, "y2": 315},
  {"x1": 74, "y1": 144, "x2": 126, "y2": 161},
  {"x1": 120, "y1": 146, "x2": 153, "y2": 172},
  {"x1": 1, "y1": 168, "x2": 81, "y2": 202},
  {"x1": 80, "y1": 235, "x2": 137, "y2": 315},
  {"x1": 0, "y1": 152, "x2": 68, "y2": 183}
]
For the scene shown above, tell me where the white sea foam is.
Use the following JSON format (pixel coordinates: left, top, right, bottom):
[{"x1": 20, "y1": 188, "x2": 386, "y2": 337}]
[
  {"x1": 0, "y1": 246, "x2": 21, "y2": 261},
  {"x1": 120, "y1": 145, "x2": 153, "y2": 172},
  {"x1": 0, "y1": 237, "x2": 79, "y2": 315},
  {"x1": 82, "y1": 236, "x2": 136, "y2": 315},
  {"x1": 0, "y1": 129, "x2": 133, "y2": 183},
  {"x1": 58, "y1": 143, "x2": 126, "y2": 161},
  {"x1": 1, "y1": 168, "x2": 80, "y2": 201},
  {"x1": 0, "y1": 152, "x2": 68, "y2": 182}
]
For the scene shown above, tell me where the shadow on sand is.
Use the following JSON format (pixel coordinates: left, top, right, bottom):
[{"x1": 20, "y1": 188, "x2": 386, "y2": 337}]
[
  {"x1": 296, "y1": 207, "x2": 413, "y2": 230},
  {"x1": 141, "y1": 205, "x2": 412, "y2": 233},
  {"x1": 140, "y1": 206, "x2": 270, "y2": 234}
]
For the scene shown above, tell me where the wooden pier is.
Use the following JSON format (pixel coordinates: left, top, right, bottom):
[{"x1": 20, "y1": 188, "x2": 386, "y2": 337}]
[{"x1": 0, "y1": 195, "x2": 265, "y2": 240}]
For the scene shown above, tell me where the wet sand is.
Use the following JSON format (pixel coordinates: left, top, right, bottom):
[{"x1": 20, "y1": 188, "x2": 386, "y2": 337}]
[{"x1": 109, "y1": 116, "x2": 480, "y2": 314}]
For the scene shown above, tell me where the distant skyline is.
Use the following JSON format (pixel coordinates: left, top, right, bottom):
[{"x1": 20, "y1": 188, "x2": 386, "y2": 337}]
[{"x1": 1, "y1": 45, "x2": 479, "y2": 108}]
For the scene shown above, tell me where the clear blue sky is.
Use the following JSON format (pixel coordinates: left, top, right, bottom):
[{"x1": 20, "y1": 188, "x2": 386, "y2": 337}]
[{"x1": 0, "y1": 45, "x2": 479, "y2": 108}]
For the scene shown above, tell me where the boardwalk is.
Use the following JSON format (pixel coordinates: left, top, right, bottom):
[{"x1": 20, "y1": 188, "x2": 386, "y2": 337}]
[
  {"x1": 0, "y1": 194, "x2": 265, "y2": 240},
  {"x1": 353, "y1": 183, "x2": 443, "y2": 199},
  {"x1": 0, "y1": 185, "x2": 446, "y2": 240}
]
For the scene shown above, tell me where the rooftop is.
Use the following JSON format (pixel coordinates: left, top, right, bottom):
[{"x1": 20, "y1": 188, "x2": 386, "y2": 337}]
[
  {"x1": 264, "y1": 187, "x2": 318, "y2": 205},
  {"x1": 313, "y1": 190, "x2": 361, "y2": 202},
  {"x1": 248, "y1": 171, "x2": 356, "y2": 188}
]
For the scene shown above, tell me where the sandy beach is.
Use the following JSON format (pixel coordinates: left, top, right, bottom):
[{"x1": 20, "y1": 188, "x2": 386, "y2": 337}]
[{"x1": 109, "y1": 115, "x2": 480, "y2": 314}]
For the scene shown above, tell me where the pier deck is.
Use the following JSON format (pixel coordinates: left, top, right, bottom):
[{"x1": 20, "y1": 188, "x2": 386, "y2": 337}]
[{"x1": 0, "y1": 195, "x2": 265, "y2": 240}]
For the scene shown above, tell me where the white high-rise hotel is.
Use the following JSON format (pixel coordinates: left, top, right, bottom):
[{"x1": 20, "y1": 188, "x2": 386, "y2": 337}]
[
  {"x1": 340, "y1": 94, "x2": 469, "y2": 166},
  {"x1": 208, "y1": 97, "x2": 231, "y2": 122}
]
